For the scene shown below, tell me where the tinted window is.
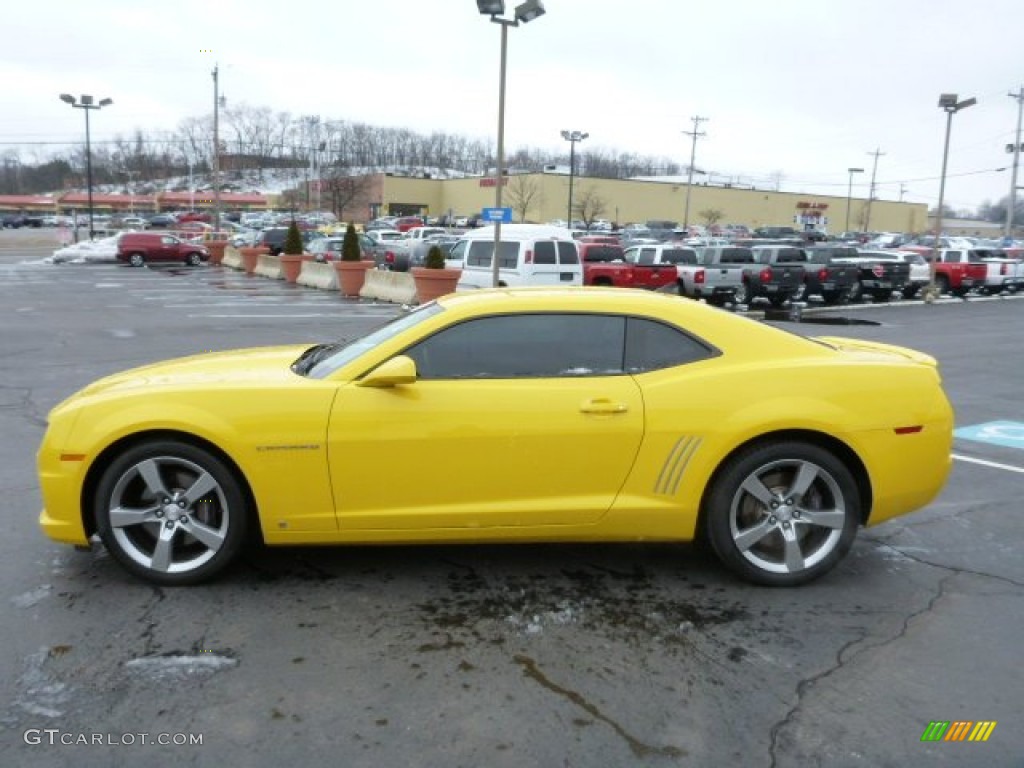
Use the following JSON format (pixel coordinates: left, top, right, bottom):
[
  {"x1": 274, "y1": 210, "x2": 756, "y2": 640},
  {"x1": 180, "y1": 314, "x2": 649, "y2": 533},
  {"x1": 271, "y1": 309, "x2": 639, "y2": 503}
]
[
  {"x1": 404, "y1": 314, "x2": 625, "y2": 379},
  {"x1": 534, "y1": 241, "x2": 557, "y2": 264},
  {"x1": 558, "y1": 241, "x2": 579, "y2": 265},
  {"x1": 637, "y1": 248, "x2": 656, "y2": 265},
  {"x1": 659, "y1": 248, "x2": 697, "y2": 265},
  {"x1": 582, "y1": 245, "x2": 623, "y2": 262},
  {"x1": 466, "y1": 240, "x2": 519, "y2": 268},
  {"x1": 624, "y1": 318, "x2": 713, "y2": 372},
  {"x1": 719, "y1": 248, "x2": 754, "y2": 264}
]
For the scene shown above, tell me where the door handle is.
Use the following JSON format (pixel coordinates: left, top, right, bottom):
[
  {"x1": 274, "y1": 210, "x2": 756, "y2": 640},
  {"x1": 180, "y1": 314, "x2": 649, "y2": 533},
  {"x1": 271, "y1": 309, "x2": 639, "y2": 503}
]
[{"x1": 580, "y1": 399, "x2": 629, "y2": 414}]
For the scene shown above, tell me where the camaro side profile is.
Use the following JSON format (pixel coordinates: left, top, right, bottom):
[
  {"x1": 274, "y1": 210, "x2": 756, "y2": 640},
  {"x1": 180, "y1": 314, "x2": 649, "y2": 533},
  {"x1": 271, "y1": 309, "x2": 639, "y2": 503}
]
[{"x1": 37, "y1": 288, "x2": 953, "y2": 586}]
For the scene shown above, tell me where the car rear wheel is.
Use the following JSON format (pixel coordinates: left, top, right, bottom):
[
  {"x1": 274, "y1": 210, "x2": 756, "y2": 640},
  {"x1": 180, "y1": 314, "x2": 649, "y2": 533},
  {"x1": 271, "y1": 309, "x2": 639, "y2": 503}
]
[
  {"x1": 705, "y1": 441, "x2": 860, "y2": 586},
  {"x1": 902, "y1": 284, "x2": 920, "y2": 299},
  {"x1": 732, "y1": 282, "x2": 750, "y2": 304},
  {"x1": 871, "y1": 289, "x2": 891, "y2": 302},
  {"x1": 128, "y1": 252, "x2": 145, "y2": 268},
  {"x1": 821, "y1": 289, "x2": 844, "y2": 305},
  {"x1": 846, "y1": 281, "x2": 863, "y2": 302},
  {"x1": 94, "y1": 440, "x2": 248, "y2": 585},
  {"x1": 186, "y1": 252, "x2": 203, "y2": 267}
]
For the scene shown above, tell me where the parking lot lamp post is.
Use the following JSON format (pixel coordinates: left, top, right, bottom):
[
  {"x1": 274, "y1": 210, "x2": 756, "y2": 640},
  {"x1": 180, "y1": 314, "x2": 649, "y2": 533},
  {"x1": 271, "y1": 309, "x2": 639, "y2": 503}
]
[
  {"x1": 59, "y1": 94, "x2": 113, "y2": 240},
  {"x1": 925, "y1": 94, "x2": 976, "y2": 303},
  {"x1": 845, "y1": 167, "x2": 864, "y2": 233},
  {"x1": 477, "y1": 0, "x2": 546, "y2": 287},
  {"x1": 561, "y1": 130, "x2": 588, "y2": 228}
]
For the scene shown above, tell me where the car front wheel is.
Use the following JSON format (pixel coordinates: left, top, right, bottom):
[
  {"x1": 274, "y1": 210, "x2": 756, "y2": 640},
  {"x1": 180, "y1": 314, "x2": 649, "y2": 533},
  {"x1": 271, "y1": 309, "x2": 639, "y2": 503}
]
[
  {"x1": 705, "y1": 441, "x2": 860, "y2": 586},
  {"x1": 94, "y1": 440, "x2": 248, "y2": 585},
  {"x1": 186, "y1": 252, "x2": 203, "y2": 267}
]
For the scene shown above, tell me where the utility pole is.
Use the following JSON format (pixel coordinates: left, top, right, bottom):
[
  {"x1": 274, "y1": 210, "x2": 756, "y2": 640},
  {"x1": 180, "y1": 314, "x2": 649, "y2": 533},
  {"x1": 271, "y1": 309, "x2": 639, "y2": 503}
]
[
  {"x1": 1006, "y1": 87, "x2": 1024, "y2": 239},
  {"x1": 864, "y1": 147, "x2": 885, "y2": 231},
  {"x1": 212, "y1": 64, "x2": 221, "y2": 232},
  {"x1": 682, "y1": 116, "x2": 708, "y2": 232},
  {"x1": 899, "y1": 183, "x2": 908, "y2": 202}
]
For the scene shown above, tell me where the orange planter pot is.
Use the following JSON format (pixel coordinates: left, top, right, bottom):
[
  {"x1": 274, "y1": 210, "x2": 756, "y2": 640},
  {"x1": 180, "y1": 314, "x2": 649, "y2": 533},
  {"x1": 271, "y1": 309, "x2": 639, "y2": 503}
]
[
  {"x1": 206, "y1": 240, "x2": 228, "y2": 266},
  {"x1": 238, "y1": 246, "x2": 268, "y2": 275},
  {"x1": 333, "y1": 260, "x2": 375, "y2": 297},
  {"x1": 412, "y1": 267, "x2": 462, "y2": 304},
  {"x1": 280, "y1": 253, "x2": 305, "y2": 283}
]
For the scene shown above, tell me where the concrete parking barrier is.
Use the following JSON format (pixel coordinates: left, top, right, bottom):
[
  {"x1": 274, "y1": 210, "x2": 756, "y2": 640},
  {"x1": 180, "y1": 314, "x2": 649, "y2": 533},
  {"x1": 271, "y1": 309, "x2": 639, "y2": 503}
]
[
  {"x1": 297, "y1": 261, "x2": 338, "y2": 291},
  {"x1": 222, "y1": 245, "x2": 243, "y2": 270},
  {"x1": 254, "y1": 254, "x2": 283, "y2": 280},
  {"x1": 360, "y1": 269, "x2": 417, "y2": 304}
]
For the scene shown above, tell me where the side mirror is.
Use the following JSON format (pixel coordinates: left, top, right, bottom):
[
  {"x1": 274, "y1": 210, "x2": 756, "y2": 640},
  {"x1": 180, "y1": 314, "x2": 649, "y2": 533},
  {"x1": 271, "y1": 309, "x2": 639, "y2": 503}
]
[{"x1": 357, "y1": 355, "x2": 418, "y2": 388}]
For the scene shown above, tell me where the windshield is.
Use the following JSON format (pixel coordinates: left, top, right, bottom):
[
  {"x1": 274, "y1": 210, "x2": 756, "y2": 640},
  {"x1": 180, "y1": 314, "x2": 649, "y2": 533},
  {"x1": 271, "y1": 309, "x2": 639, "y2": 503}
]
[{"x1": 300, "y1": 303, "x2": 445, "y2": 378}]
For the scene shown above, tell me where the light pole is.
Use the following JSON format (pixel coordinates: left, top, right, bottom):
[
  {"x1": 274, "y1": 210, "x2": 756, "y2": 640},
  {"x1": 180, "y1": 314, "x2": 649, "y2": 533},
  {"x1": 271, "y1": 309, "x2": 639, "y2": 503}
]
[
  {"x1": 560, "y1": 130, "x2": 588, "y2": 227},
  {"x1": 682, "y1": 115, "x2": 707, "y2": 233},
  {"x1": 844, "y1": 167, "x2": 864, "y2": 233},
  {"x1": 477, "y1": 0, "x2": 546, "y2": 287},
  {"x1": 925, "y1": 93, "x2": 976, "y2": 303},
  {"x1": 59, "y1": 93, "x2": 113, "y2": 240}
]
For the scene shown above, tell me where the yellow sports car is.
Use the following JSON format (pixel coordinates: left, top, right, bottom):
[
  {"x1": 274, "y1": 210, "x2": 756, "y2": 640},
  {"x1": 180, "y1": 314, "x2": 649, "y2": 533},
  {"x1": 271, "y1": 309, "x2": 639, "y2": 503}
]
[{"x1": 37, "y1": 288, "x2": 953, "y2": 586}]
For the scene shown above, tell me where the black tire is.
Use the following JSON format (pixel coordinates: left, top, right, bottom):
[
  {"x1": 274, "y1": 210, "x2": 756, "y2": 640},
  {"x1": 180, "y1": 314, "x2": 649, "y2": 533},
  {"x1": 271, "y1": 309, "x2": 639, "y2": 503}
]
[
  {"x1": 846, "y1": 281, "x2": 863, "y2": 302},
  {"x1": 705, "y1": 441, "x2": 861, "y2": 586},
  {"x1": 902, "y1": 285, "x2": 920, "y2": 299},
  {"x1": 129, "y1": 252, "x2": 145, "y2": 268},
  {"x1": 186, "y1": 252, "x2": 203, "y2": 267},
  {"x1": 821, "y1": 289, "x2": 844, "y2": 305},
  {"x1": 592, "y1": 277, "x2": 613, "y2": 287},
  {"x1": 732, "y1": 282, "x2": 750, "y2": 305},
  {"x1": 871, "y1": 289, "x2": 891, "y2": 303},
  {"x1": 951, "y1": 286, "x2": 970, "y2": 298},
  {"x1": 94, "y1": 440, "x2": 249, "y2": 585}
]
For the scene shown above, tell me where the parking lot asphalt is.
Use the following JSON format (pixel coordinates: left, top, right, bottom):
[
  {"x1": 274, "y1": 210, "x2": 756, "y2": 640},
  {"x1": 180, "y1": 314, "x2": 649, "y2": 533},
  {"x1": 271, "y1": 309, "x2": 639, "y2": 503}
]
[{"x1": 1, "y1": 230, "x2": 1023, "y2": 767}]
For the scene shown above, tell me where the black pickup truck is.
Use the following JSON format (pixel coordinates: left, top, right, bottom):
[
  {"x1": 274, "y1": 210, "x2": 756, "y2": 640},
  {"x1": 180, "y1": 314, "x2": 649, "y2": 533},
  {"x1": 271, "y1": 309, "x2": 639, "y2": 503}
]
[
  {"x1": 823, "y1": 246, "x2": 911, "y2": 302},
  {"x1": 752, "y1": 245, "x2": 859, "y2": 304}
]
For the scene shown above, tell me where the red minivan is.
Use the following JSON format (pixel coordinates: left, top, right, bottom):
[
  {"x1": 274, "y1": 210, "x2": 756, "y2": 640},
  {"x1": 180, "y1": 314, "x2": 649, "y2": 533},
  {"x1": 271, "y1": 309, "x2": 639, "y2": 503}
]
[{"x1": 117, "y1": 233, "x2": 210, "y2": 267}]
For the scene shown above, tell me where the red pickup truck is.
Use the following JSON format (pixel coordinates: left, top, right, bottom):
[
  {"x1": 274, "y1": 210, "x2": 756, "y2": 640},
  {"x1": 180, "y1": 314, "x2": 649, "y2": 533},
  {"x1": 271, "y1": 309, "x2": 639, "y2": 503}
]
[
  {"x1": 580, "y1": 243, "x2": 678, "y2": 290},
  {"x1": 925, "y1": 248, "x2": 989, "y2": 297}
]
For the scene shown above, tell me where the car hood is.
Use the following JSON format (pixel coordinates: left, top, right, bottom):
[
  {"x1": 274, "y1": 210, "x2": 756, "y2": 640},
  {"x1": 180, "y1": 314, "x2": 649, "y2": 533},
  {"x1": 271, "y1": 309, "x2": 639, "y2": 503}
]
[
  {"x1": 813, "y1": 336, "x2": 938, "y2": 367},
  {"x1": 74, "y1": 345, "x2": 311, "y2": 398}
]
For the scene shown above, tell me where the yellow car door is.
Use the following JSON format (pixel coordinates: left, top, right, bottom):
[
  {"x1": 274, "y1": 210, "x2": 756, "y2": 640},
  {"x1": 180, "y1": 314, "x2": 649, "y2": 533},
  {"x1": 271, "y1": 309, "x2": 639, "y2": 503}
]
[{"x1": 326, "y1": 312, "x2": 644, "y2": 531}]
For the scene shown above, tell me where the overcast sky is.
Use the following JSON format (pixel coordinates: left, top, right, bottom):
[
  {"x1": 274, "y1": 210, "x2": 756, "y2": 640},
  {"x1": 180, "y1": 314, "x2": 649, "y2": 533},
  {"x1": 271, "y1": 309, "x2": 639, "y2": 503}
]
[{"x1": 4, "y1": 0, "x2": 1022, "y2": 214}]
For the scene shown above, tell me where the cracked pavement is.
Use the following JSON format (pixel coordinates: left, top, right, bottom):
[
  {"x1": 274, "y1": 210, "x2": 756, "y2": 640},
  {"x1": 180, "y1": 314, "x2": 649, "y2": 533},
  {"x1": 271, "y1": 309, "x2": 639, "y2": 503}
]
[{"x1": 1, "y1": 234, "x2": 1022, "y2": 766}]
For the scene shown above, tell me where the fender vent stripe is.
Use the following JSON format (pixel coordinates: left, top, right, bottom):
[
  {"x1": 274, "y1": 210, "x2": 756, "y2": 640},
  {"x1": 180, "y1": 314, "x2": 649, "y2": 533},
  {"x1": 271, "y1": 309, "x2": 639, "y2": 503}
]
[{"x1": 655, "y1": 436, "x2": 702, "y2": 496}]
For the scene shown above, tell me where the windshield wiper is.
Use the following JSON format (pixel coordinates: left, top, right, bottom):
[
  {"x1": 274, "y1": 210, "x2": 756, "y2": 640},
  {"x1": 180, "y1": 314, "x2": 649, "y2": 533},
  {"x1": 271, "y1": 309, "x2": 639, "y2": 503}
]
[{"x1": 291, "y1": 341, "x2": 346, "y2": 375}]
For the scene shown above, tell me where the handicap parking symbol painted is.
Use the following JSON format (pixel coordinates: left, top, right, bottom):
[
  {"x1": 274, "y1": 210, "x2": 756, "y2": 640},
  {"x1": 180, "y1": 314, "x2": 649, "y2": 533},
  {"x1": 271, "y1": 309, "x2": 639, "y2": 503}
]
[{"x1": 954, "y1": 421, "x2": 1024, "y2": 451}]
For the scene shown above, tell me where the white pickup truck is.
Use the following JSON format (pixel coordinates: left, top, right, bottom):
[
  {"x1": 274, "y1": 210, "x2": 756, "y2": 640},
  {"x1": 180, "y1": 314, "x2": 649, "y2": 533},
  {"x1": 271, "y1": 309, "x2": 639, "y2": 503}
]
[{"x1": 978, "y1": 253, "x2": 1024, "y2": 294}]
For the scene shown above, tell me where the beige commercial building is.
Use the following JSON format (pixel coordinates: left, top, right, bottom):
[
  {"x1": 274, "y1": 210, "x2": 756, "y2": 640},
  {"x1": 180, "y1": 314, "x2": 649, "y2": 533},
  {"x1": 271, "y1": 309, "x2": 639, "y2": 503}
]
[{"x1": 362, "y1": 171, "x2": 928, "y2": 234}]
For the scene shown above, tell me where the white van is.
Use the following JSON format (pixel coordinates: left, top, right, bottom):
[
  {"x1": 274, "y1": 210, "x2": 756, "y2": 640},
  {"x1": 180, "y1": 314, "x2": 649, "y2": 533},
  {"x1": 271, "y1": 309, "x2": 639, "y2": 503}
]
[{"x1": 452, "y1": 224, "x2": 583, "y2": 289}]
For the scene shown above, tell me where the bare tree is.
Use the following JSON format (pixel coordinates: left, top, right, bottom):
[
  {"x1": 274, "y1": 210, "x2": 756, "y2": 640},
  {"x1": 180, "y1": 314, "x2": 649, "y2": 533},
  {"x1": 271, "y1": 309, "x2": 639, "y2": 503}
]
[
  {"x1": 505, "y1": 174, "x2": 542, "y2": 222},
  {"x1": 321, "y1": 169, "x2": 374, "y2": 221},
  {"x1": 572, "y1": 185, "x2": 608, "y2": 230},
  {"x1": 699, "y1": 208, "x2": 725, "y2": 229}
]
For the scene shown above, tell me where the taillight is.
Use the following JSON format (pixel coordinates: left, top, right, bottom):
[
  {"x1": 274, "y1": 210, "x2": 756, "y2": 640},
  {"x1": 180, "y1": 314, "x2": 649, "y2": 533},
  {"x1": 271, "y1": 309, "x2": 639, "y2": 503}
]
[
  {"x1": 817, "y1": 268, "x2": 827, "y2": 282},
  {"x1": 759, "y1": 267, "x2": 772, "y2": 283},
  {"x1": 385, "y1": 251, "x2": 394, "y2": 263},
  {"x1": 694, "y1": 268, "x2": 705, "y2": 284},
  {"x1": 871, "y1": 264, "x2": 885, "y2": 278}
]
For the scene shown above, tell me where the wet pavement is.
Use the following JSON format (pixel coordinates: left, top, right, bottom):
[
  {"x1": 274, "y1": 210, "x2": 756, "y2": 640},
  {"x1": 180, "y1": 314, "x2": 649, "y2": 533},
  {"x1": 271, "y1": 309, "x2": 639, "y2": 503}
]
[{"x1": 1, "y1": 234, "x2": 1022, "y2": 766}]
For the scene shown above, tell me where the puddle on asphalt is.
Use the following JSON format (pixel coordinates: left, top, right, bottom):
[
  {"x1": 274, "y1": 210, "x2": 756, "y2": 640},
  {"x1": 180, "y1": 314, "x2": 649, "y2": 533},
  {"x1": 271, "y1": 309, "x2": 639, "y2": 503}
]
[
  {"x1": 417, "y1": 564, "x2": 747, "y2": 647},
  {"x1": 762, "y1": 308, "x2": 881, "y2": 325}
]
